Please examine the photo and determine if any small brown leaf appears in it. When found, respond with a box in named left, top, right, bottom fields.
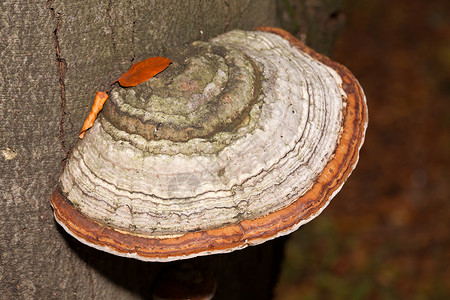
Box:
left=117, top=57, right=172, bottom=87
left=79, top=91, right=109, bottom=139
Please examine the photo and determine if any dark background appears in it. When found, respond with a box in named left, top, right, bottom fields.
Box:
left=275, top=0, right=449, bottom=299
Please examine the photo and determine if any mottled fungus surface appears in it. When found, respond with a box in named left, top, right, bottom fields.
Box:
left=51, top=27, right=368, bottom=261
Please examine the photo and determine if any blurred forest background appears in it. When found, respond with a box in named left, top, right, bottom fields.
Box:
left=275, top=0, right=449, bottom=299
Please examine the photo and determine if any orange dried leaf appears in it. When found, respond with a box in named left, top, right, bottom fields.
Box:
left=117, top=56, right=172, bottom=87
left=79, top=91, right=109, bottom=139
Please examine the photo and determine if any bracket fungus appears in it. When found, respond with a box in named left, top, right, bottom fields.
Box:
left=51, top=27, right=367, bottom=262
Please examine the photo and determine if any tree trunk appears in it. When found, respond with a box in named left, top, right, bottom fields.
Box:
left=0, top=1, right=342, bottom=299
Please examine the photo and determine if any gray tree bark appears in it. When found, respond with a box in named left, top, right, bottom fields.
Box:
left=0, top=1, right=342, bottom=299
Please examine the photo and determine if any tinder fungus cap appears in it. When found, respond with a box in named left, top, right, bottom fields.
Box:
left=51, top=27, right=368, bottom=262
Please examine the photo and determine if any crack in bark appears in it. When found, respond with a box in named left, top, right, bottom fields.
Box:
left=130, top=0, right=136, bottom=63
left=47, top=0, right=69, bottom=157
left=223, top=0, right=231, bottom=32
left=197, top=0, right=205, bottom=40
left=130, top=21, right=136, bottom=63
left=107, top=0, right=117, bottom=52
